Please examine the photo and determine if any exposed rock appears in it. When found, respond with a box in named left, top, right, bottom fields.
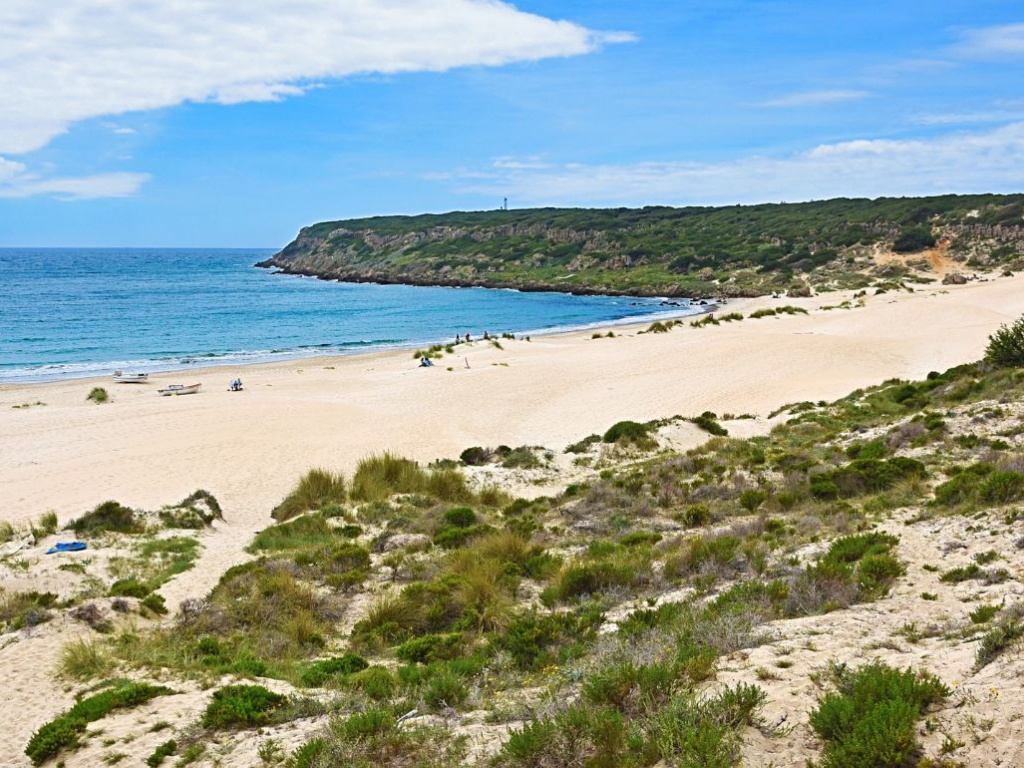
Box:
left=943, top=272, right=968, bottom=285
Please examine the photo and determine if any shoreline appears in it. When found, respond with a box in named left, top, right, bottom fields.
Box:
left=0, top=299, right=714, bottom=386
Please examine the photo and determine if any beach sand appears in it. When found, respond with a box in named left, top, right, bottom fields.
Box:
left=1, top=272, right=1023, bottom=764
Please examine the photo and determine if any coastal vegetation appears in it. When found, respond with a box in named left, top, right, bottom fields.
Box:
left=260, top=194, right=1024, bottom=297
left=7, top=319, right=1024, bottom=765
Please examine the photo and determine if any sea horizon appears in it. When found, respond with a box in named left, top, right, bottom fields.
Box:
left=0, top=247, right=703, bottom=384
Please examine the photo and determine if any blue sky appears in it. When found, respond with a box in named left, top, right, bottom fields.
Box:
left=1, top=0, right=1023, bottom=247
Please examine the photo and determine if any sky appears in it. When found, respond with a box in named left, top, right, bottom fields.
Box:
left=1, top=0, right=1023, bottom=247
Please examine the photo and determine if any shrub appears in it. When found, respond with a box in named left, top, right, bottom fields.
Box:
left=318, top=707, right=466, bottom=766
left=349, top=667, right=398, bottom=700
left=493, top=705, right=628, bottom=768
left=0, top=591, right=56, bottom=632
left=201, top=685, right=287, bottom=730
left=501, top=446, right=543, bottom=469
left=146, top=739, right=177, bottom=767
left=141, top=593, right=168, bottom=615
left=691, top=412, right=727, bottom=436
left=25, top=683, right=172, bottom=765
left=985, top=314, right=1024, bottom=367
left=893, top=226, right=936, bottom=253
left=422, top=669, right=469, bottom=710
left=444, top=507, right=477, bottom=528
left=271, top=468, right=347, bottom=521
left=602, top=420, right=651, bottom=444
left=86, top=386, right=109, bottom=403
left=109, top=578, right=152, bottom=598
left=460, top=446, right=491, bottom=466
left=974, top=617, right=1024, bottom=670
left=809, top=661, right=949, bottom=768
left=299, top=653, right=369, bottom=687
left=566, top=434, right=601, bottom=453
left=395, top=633, right=464, bottom=664
left=738, top=488, right=768, bottom=512
left=71, top=500, right=144, bottom=535
left=814, top=458, right=926, bottom=499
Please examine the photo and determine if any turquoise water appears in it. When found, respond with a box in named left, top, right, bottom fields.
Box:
left=0, top=248, right=700, bottom=383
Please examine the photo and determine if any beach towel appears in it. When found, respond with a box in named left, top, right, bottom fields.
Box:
left=46, top=541, right=87, bottom=554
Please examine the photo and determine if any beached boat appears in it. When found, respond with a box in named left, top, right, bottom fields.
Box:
left=157, top=383, right=201, bottom=396
left=112, top=371, right=149, bottom=383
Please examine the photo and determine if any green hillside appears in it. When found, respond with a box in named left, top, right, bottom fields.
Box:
left=261, top=194, right=1024, bottom=296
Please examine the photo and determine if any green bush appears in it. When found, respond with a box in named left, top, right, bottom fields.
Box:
left=25, top=683, right=172, bottom=765
left=691, top=411, right=727, bottom=436
left=395, top=633, right=464, bottom=664
left=86, top=386, right=109, bottom=403
left=289, top=738, right=328, bottom=768
left=348, top=667, right=398, bottom=700
left=422, top=669, right=469, bottom=710
left=299, top=653, right=369, bottom=687
left=71, top=500, right=144, bottom=535
left=109, top=578, right=152, bottom=598
left=602, top=420, right=651, bottom=444
left=809, top=661, right=949, bottom=768
left=433, top=523, right=494, bottom=550
left=985, top=314, right=1024, bottom=367
left=501, top=446, right=543, bottom=469
left=738, top=488, right=768, bottom=512
left=444, top=507, right=477, bottom=528
left=460, top=446, right=490, bottom=466
left=892, top=226, right=936, bottom=253
left=201, top=685, right=287, bottom=730
left=974, top=617, right=1024, bottom=670
left=813, top=457, right=925, bottom=499
left=146, top=739, right=177, bottom=767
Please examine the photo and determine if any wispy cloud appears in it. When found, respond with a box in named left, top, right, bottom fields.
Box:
left=911, top=109, right=1024, bottom=126
left=0, top=1, right=627, bottom=156
left=446, top=122, right=1024, bottom=207
left=758, top=90, right=871, bottom=108
left=0, top=157, right=149, bottom=200
left=954, top=22, right=1024, bottom=58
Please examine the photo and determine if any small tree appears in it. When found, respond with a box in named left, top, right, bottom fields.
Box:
left=985, top=316, right=1024, bottom=368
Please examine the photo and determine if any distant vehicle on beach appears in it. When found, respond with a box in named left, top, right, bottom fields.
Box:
left=157, top=383, right=201, bottom=396
left=112, top=371, right=149, bottom=383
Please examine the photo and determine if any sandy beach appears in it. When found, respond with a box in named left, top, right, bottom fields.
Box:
left=3, top=275, right=1020, bottom=535
left=2, top=272, right=1024, bottom=765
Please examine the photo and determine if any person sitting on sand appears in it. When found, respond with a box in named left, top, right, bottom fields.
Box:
left=420, top=357, right=433, bottom=367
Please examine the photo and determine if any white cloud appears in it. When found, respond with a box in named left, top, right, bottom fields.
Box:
left=759, top=90, right=871, bottom=108
left=0, top=160, right=149, bottom=200
left=0, top=1, right=622, bottom=155
left=449, top=122, right=1024, bottom=207
left=955, top=23, right=1024, bottom=58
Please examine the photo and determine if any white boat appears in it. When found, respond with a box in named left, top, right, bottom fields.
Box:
left=112, top=370, right=149, bottom=383
left=157, top=383, right=201, bottom=396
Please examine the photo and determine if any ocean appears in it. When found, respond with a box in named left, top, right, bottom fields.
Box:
left=0, top=248, right=701, bottom=383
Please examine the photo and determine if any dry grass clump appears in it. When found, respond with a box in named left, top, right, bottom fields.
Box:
left=271, top=467, right=347, bottom=521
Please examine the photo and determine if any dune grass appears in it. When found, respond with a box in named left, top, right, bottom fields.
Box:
left=271, top=467, right=347, bottom=521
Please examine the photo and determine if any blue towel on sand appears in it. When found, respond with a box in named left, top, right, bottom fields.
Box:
left=46, top=541, right=87, bottom=554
